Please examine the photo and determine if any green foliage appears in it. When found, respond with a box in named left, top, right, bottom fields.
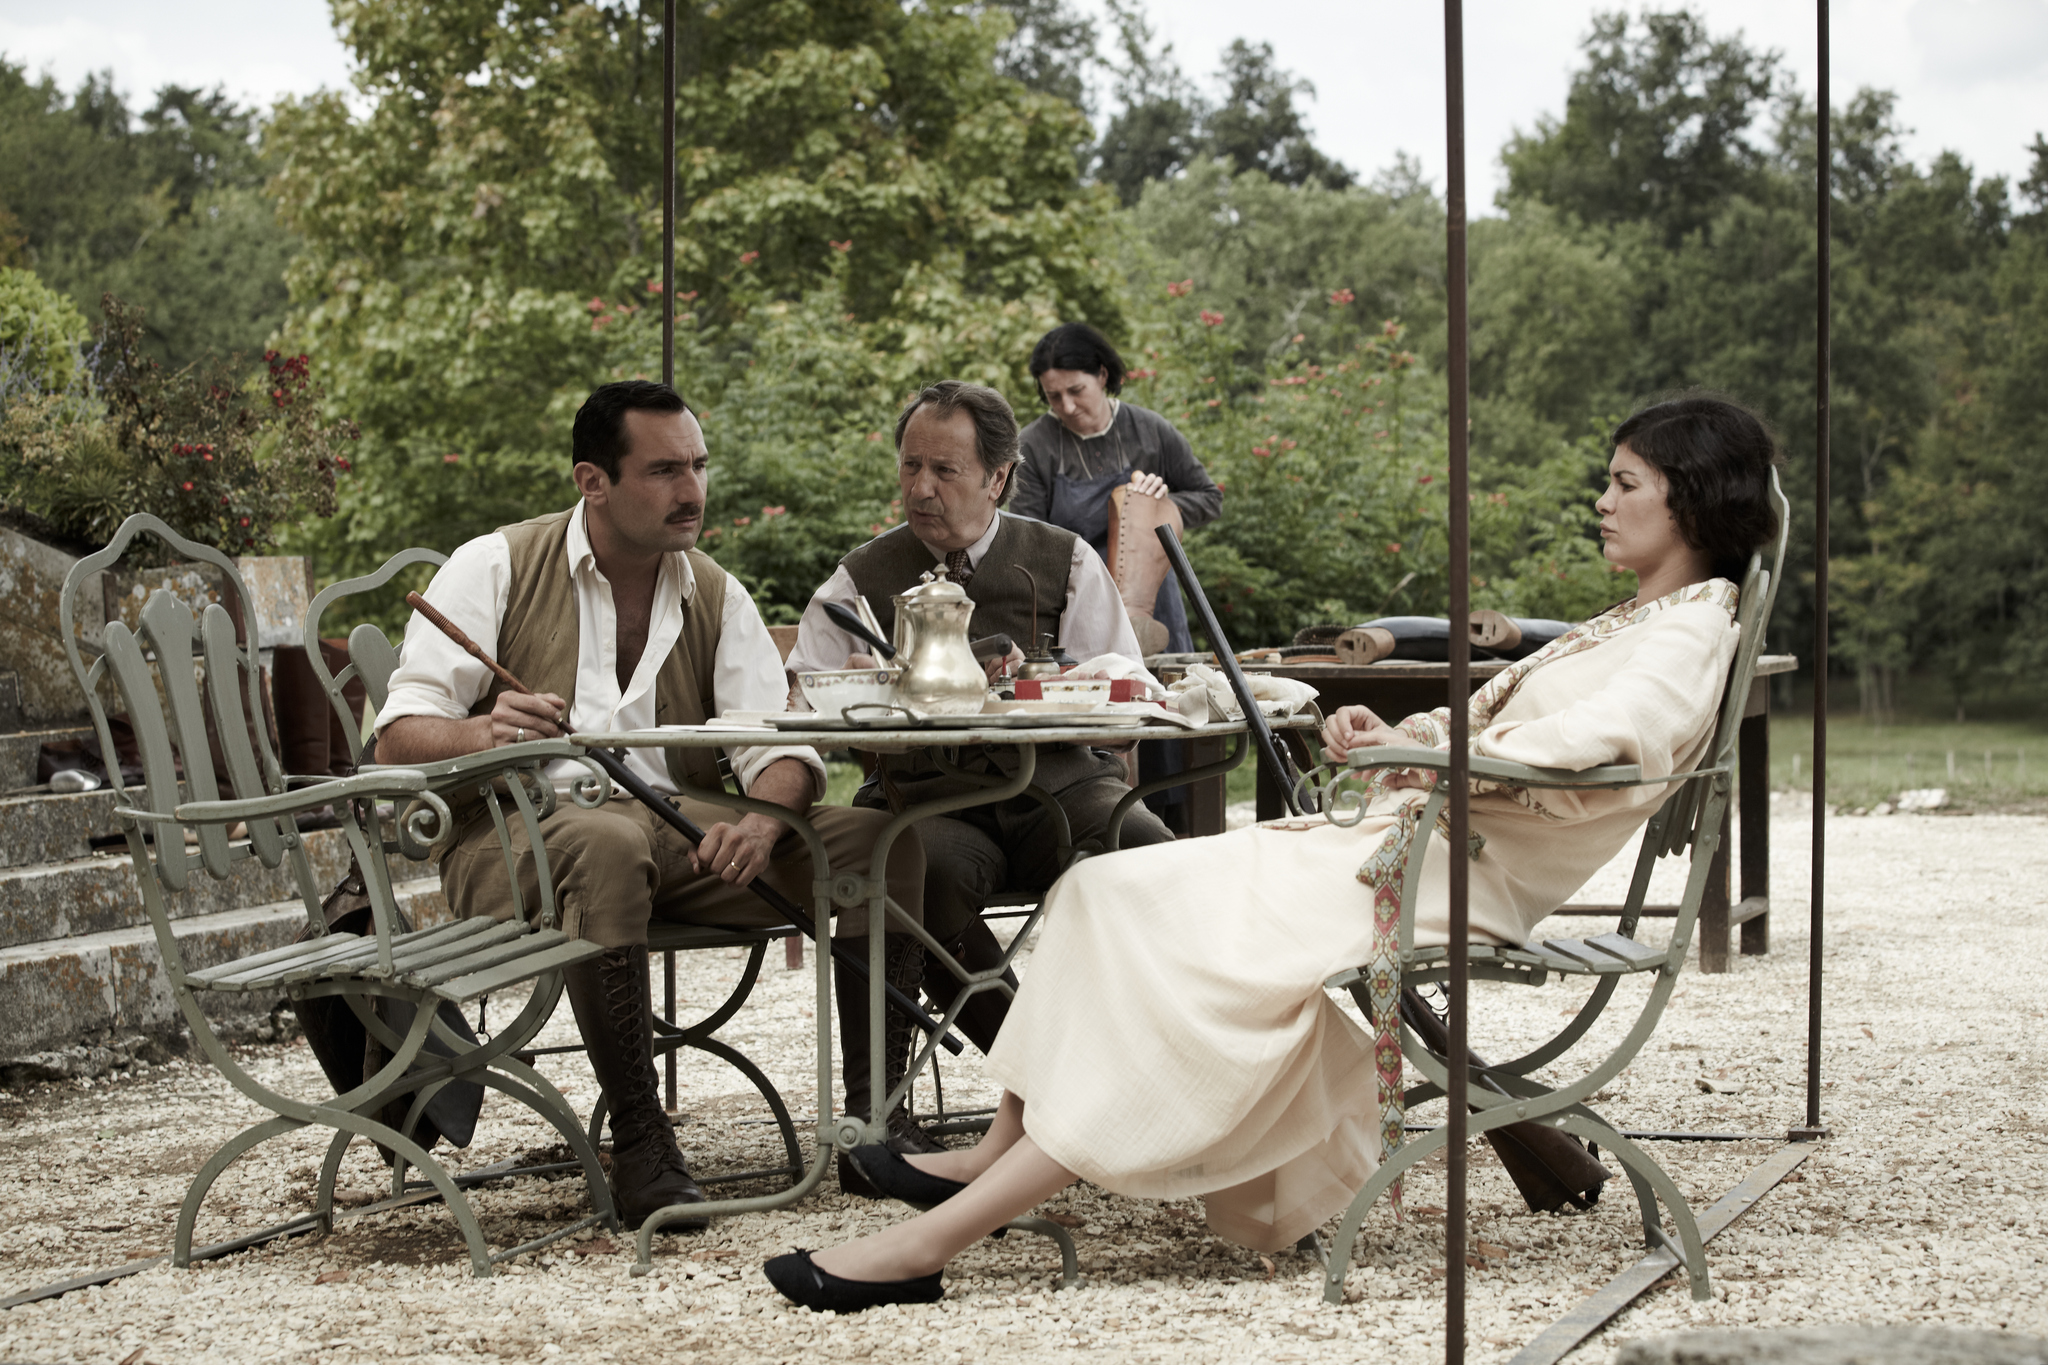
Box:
left=1116, top=290, right=1623, bottom=644
left=0, top=267, right=91, bottom=397
left=1095, top=16, right=1350, bottom=206
left=1498, top=8, right=1782, bottom=247
left=0, top=296, right=350, bottom=555
left=1123, top=158, right=1443, bottom=360
left=0, top=62, right=295, bottom=369
left=985, top=0, right=1099, bottom=114
left=269, top=0, right=1121, bottom=589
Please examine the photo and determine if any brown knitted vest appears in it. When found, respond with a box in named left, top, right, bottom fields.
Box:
left=841, top=513, right=1075, bottom=653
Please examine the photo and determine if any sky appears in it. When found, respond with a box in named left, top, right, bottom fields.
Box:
left=2, top=0, right=2045, bottom=208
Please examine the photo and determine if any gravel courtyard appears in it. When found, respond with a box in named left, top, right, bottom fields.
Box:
left=4, top=804, right=2045, bottom=1363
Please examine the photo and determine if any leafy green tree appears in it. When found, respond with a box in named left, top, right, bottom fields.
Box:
left=984, top=0, right=1098, bottom=113
left=1093, top=13, right=1348, bottom=206
left=0, top=62, right=295, bottom=369
left=0, top=268, right=92, bottom=398
left=1202, top=41, right=1351, bottom=192
left=1123, top=158, right=1442, bottom=362
left=268, top=0, right=1123, bottom=595
left=1106, top=289, right=1618, bottom=643
left=1499, top=8, right=1781, bottom=247
left=1466, top=204, right=1641, bottom=467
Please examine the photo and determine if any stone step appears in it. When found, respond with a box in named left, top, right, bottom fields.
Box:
left=0, top=826, right=436, bottom=952
left=0, top=725, right=91, bottom=790
left=0, top=876, right=453, bottom=1060
left=0, top=788, right=122, bottom=868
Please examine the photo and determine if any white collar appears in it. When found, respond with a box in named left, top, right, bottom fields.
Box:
left=915, top=508, right=1002, bottom=569
left=566, top=499, right=697, bottom=600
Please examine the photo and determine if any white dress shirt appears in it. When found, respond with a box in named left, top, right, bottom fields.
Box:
left=378, top=501, right=823, bottom=798
left=787, top=510, right=1160, bottom=688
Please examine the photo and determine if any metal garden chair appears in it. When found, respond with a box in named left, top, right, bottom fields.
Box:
left=62, top=515, right=617, bottom=1276
left=1309, top=476, right=1788, bottom=1305
left=303, top=548, right=804, bottom=1192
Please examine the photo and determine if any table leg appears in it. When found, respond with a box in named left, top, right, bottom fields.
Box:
left=1739, top=709, right=1770, bottom=956
left=1187, top=734, right=1228, bottom=836
left=1254, top=727, right=1315, bottom=822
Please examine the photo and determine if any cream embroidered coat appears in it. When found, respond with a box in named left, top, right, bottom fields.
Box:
left=984, top=585, right=1742, bottom=1251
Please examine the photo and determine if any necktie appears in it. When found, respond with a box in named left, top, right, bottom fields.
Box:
left=944, top=549, right=973, bottom=585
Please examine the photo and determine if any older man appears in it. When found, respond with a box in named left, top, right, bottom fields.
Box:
left=376, top=380, right=928, bottom=1230
left=789, top=381, right=1174, bottom=1187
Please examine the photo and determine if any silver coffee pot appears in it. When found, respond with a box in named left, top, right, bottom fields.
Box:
left=892, top=575, right=986, bottom=716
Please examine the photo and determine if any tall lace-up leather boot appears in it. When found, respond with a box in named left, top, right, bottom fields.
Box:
left=836, top=934, right=947, bottom=1198
left=921, top=917, right=1017, bottom=1056
left=565, top=944, right=708, bottom=1231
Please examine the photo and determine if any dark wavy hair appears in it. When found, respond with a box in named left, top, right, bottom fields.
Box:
left=572, top=380, right=692, bottom=481
left=1028, top=322, right=1126, bottom=400
left=894, top=380, right=1023, bottom=507
left=1610, top=392, right=1782, bottom=581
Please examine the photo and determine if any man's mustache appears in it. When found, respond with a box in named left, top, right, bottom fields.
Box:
left=667, top=504, right=704, bottom=524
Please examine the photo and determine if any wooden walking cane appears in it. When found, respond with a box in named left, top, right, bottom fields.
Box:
left=403, top=593, right=964, bottom=1055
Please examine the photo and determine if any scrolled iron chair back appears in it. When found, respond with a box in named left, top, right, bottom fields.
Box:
left=61, top=513, right=295, bottom=885
left=303, top=547, right=450, bottom=768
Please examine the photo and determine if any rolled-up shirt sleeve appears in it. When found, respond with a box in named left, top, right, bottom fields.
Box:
left=786, top=565, right=868, bottom=681
left=375, top=535, right=512, bottom=731
left=716, top=576, right=827, bottom=797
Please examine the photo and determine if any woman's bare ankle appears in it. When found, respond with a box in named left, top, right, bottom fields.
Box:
left=904, top=1149, right=983, bottom=1182
left=811, top=1237, right=942, bottom=1283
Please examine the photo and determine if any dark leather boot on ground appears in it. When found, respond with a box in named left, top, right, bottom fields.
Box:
left=920, top=918, right=1018, bottom=1056
left=837, top=934, right=947, bottom=1198
left=565, top=944, right=708, bottom=1231
left=1399, top=987, right=1609, bottom=1212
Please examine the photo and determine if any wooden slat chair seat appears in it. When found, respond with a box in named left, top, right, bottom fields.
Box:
left=1307, top=474, right=1790, bottom=1306
left=62, top=515, right=615, bottom=1279
left=304, top=549, right=804, bottom=1190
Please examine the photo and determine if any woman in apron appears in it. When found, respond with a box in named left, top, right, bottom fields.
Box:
left=1011, top=323, right=1223, bottom=826
left=1011, top=322, right=1220, bottom=652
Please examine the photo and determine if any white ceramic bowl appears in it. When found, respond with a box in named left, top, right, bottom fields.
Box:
left=1029, top=678, right=1113, bottom=706
left=798, top=667, right=903, bottom=720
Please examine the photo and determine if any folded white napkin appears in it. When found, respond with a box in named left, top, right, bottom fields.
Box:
left=1068, top=653, right=1170, bottom=700
left=1169, top=663, right=1319, bottom=724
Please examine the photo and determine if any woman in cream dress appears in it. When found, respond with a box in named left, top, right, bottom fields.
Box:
left=766, top=395, right=1785, bottom=1312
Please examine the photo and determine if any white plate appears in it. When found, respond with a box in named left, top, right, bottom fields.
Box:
left=766, top=711, right=1147, bottom=732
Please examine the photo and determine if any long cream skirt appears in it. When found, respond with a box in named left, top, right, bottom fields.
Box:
left=986, top=815, right=1447, bottom=1251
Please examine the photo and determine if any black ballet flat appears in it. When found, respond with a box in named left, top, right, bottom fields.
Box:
left=763, top=1249, right=944, bottom=1313
left=844, top=1143, right=969, bottom=1208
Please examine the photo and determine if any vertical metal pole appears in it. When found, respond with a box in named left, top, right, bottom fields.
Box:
left=661, top=0, right=677, bottom=389
left=664, top=949, right=678, bottom=1111
left=1794, top=0, right=1832, bottom=1143
left=1442, top=1, right=1471, bottom=1356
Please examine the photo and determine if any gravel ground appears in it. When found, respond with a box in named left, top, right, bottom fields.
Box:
left=3, top=803, right=2045, bottom=1363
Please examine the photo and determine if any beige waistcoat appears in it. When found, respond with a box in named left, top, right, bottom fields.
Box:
left=474, top=508, right=728, bottom=795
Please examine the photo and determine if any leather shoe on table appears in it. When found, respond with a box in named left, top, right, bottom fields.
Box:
left=764, top=1249, right=943, bottom=1313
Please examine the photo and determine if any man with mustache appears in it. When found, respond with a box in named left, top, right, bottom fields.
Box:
left=788, top=380, right=1174, bottom=1194
left=376, top=380, right=929, bottom=1230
